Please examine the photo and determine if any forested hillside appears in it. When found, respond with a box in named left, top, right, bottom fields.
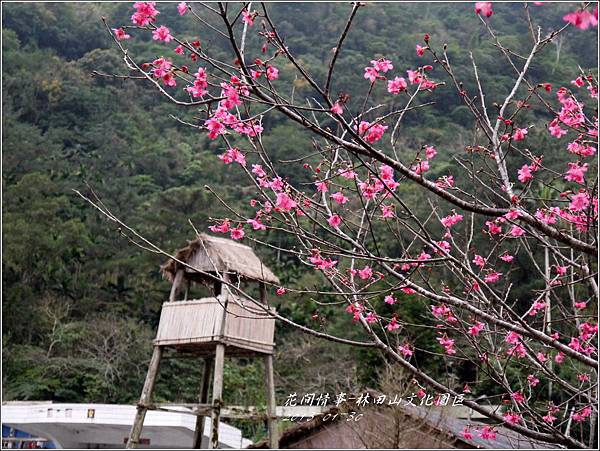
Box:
left=2, top=2, right=597, bottom=442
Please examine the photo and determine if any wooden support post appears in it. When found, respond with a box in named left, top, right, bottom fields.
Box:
left=184, top=279, right=190, bottom=301
left=127, top=346, right=162, bottom=449
left=169, top=269, right=184, bottom=302
left=213, top=279, right=222, bottom=297
left=264, top=354, right=278, bottom=449
left=193, top=357, right=213, bottom=449
left=259, top=282, right=267, bottom=305
left=209, top=344, right=225, bottom=449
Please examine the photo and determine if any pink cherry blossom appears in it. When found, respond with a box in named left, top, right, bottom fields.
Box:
left=384, top=295, right=396, bottom=305
left=242, top=9, right=255, bottom=26
left=435, top=175, right=455, bottom=189
left=380, top=164, right=394, bottom=180
left=505, top=331, right=522, bottom=345
left=252, top=164, right=267, bottom=178
left=417, top=251, right=431, bottom=263
left=579, top=322, right=598, bottom=340
left=475, top=2, right=493, bottom=18
left=511, top=391, right=525, bottom=404
left=247, top=218, right=266, bottom=231
left=500, top=254, right=514, bottom=263
left=357, top=266, right=373, bottom=280
left=309, top=252, right=338, bottom=271
left=507, top=341, right=527, bottom=358
left=364, top=312, right=377, bottom=323
left=564, top=162, right=588, bottom=185
left=529, top=300, right=547, bottom=316
left=468, top=322, right=485, bottom=336
left=276, top=192, right=297, bottom=212
left=387, top=76, right=407, bottom=94
left=535, top=207, right=560, bottom=225
left=371, top=58, right=393, bottom=73
left=432, top=304, right=452, bottom=320
left=440, top=211, right=463, bottom=228
left=328, top=214, right=342, bottom=228
left=577, top=373, right=590, bottom=382
left=364, top=66, right=380, bottom=83
left=177, top=1, right=188, bottom=16
left=330, top=102, right=343, bottom=114
left=563, top=9, right=598, bottom=30
left=548, top=120, right=567, bottom=138
left=572, top=406, right=592, bottom=423
left=152, top=57, right=172, bottom=77
left=425, top=145, right=437, bottom=160
left=381, top=205, right=395, bottom=218
left=399, top=343, right=413, bottom=358
left=331, top=192, right=349, bottom=204
left=269, top=177, right=284, bottom=192
left=437, top=335, right=457, bottom=355
left=510, top=225, right=525, bottom=237
left=315, top=181, right=329, bottom=193
left=485, top=220, right=502, bottom=235
left=338, top=168, right=357, bottom=179
left=152, top=25, right=173, bottom=43
left=113, top=28, right=131, bottom=40
left=567, top=141, right=596, bottom=157
left=543, top=414, right=557, bottom=424
left=484, top=272, right=502, bottom=283
left=230, top=227, right=244, bottom=240
left=209, top=219, right=230, bottom=234
left=219, top=81, right=244, bottom=109
left=186, top=67, right=209, bottom=97
left=473, top=254, right=486, bottom=267
left=569, top=192, right=590, bottom=212
left=386, top=317, right=400, bottom=331
left=416, top=44, right=425, bottom=57
left=504, top=411, right=522, bottom=425
left=527, top=375, right=540, bottom=387
left=160, top=72, right=176, bottom=87
left=132, top=1, right=160, bottom=26
left=555, top=265, right=567, bottom=275
left=345, top=302, right=364, bottom=321
left=219, top=147, right=246, bottom=166
left=512, top=128, right=528, bottom=141
left=517, top=164, right=533, bottom=183
left=357, top=121, right=388, bottom=144
left=433, top=240, right=451, bottom=254
left=266, top=66, right=279, bottom=81
left=276, top=287, right=286, bottom=296
left=412, top=160, right=429, bottom=175
left=205, top=117, right=226, bottom=139
left=504, top=209, right=523, bottom=220
left=572, top=76, right=585, bottom=87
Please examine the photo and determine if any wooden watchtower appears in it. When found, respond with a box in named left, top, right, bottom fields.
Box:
left=127, top=233, right=280, bottom=449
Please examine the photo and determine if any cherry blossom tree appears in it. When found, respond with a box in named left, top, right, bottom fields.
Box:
left=88, top=2, right=598, bottom=447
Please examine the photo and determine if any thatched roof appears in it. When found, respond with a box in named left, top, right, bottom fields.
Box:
left=161, top=233, right=279, bottom=284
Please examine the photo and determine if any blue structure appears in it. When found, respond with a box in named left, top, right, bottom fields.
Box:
left=1, top=425, right=55, bottom=449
